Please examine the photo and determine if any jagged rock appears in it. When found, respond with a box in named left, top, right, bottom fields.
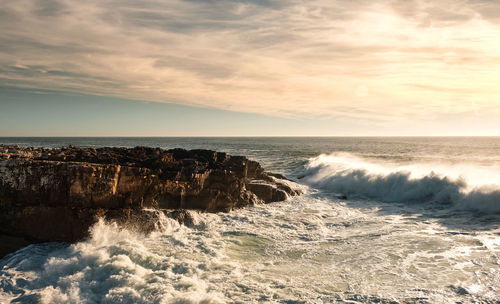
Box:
left=0, top=145, right=301, bottom=258
left=246, top=181, right=289, bottom=203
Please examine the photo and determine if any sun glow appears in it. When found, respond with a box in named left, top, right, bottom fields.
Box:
left=1, top=0, right=500, bottom=135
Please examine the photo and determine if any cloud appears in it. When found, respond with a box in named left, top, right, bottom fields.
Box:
left=0, top=0, right=499, bottom=121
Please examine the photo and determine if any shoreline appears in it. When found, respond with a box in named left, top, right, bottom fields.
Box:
left=0, top=145, right=301, bottom=258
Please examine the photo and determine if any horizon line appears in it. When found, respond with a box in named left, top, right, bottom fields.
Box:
left=1, top=135, right=500, bottom=138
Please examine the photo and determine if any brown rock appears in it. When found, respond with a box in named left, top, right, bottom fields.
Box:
left=0, top=145, right=301, bottom=258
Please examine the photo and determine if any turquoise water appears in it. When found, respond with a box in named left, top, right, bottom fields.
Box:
left=0, top=137, right=499, bottom=303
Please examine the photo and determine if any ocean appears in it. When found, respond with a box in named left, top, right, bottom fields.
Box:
left=0, top=137, right=499, bottom=303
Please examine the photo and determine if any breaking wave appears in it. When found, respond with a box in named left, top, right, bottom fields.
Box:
left=0, top=214, right=225, bottom=304
left=300, top=153, right=500, bottom=213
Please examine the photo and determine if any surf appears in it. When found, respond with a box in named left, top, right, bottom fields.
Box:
left=300, top=153, right=500, bottom=213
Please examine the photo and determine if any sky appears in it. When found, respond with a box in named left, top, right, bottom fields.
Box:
left=1, top=0, right=499, bottom=136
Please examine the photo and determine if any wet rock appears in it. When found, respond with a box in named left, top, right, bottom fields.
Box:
left=0, top=234, right=32, bottom=259
left=246, top=181, right=289, bottom=203
left=167, top=209, right=201, bottom=228
left=0, top=145, right=302, bottom=258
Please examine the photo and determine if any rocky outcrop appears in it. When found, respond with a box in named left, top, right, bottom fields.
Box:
left=0, top=145, right=301, bottom=258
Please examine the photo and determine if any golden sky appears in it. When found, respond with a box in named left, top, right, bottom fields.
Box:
left=1, top=0, right=500, bottom=135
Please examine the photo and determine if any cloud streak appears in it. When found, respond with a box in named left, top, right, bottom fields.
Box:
left=1, top=0, right=500, bottom=122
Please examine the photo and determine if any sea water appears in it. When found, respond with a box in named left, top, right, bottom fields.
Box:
left=0, top=137, right=499, bottom=303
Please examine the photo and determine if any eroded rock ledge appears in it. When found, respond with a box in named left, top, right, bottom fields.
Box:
left=0, top=145, right=301, bottom=257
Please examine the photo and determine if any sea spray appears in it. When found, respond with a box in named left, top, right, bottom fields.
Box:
left=300, top=153, right=500, bottom=213
left=1, top=197, right=499, bottom=303
left=0, top=217, right=225, bottom=304
left=1, top=137, right=500, bottom=303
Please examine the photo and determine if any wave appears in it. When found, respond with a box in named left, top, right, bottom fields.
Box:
left=300, top=153, right=500, bottom=213
left=0, top=214, right=225, bottom=304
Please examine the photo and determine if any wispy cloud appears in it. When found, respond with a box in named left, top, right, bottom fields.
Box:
left=1, top=0, right=499, bottom=122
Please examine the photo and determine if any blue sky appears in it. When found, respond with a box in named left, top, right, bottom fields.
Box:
left=0, top=86, right=377, bottom=136
left=1, top=0, right=499, bottom=136
left=2, top=86, right=497, bottom=136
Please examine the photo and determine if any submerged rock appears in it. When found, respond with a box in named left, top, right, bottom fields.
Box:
left=0, top=145, right=301, bottom=258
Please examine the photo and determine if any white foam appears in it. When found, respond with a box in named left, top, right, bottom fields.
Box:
left=1, top=166, right=499, bottom=303
left=301, top=153, right=500, bottom=213
left=0, top=218, right=225, bottom=304
left=1, top=198, right=499, bottom=303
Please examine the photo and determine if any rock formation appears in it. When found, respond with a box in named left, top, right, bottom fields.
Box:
left=0, top=145, right=300, bottom=258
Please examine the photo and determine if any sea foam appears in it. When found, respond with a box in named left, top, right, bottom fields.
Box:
left=0, top=216, right=224, bottom=304
left=300, top=153, right=500, bottom=213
